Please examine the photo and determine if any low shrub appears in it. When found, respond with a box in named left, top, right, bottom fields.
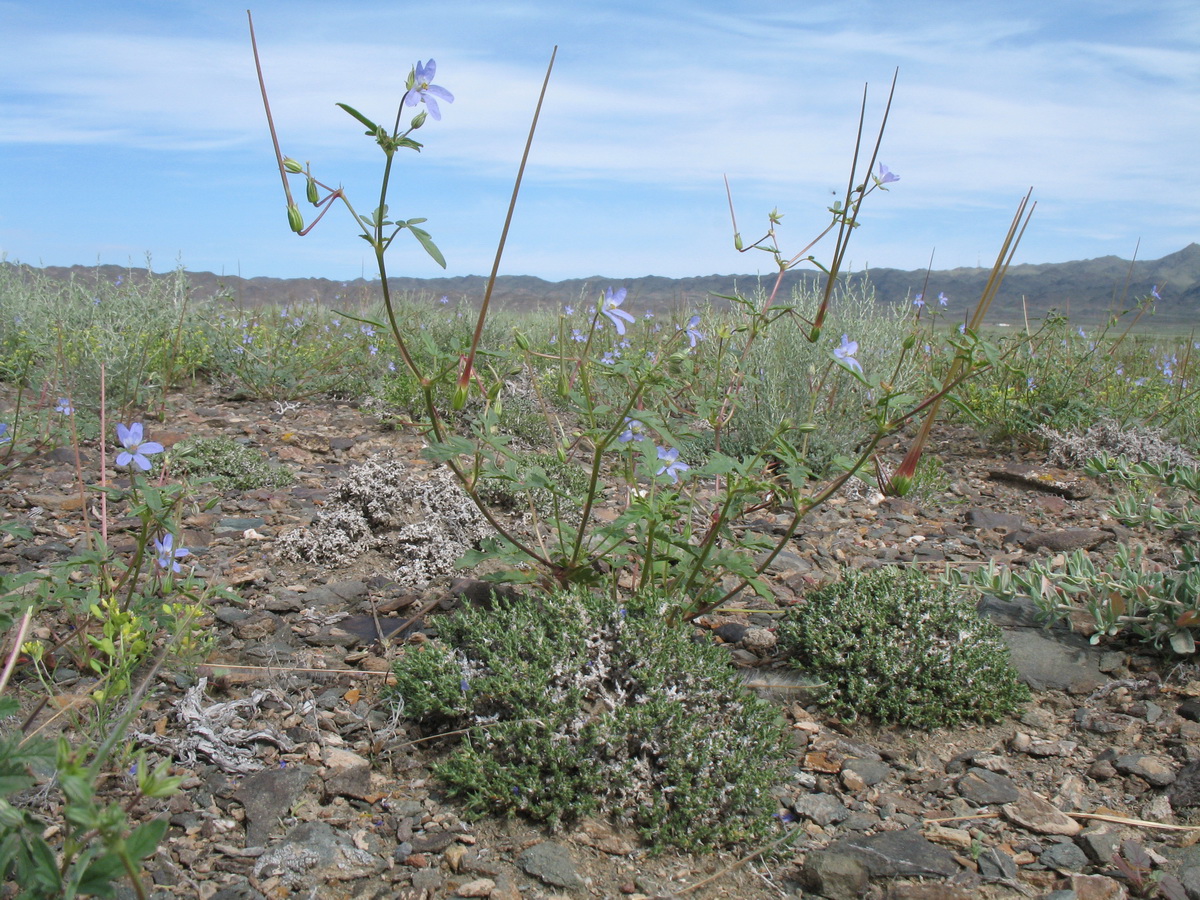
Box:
left=388, top=588, right=789, bottom=851
left=778, top=566, right=1029, bottom=727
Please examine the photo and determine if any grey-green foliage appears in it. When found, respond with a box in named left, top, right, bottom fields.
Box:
left=779, top=567, right=1029, bottom=728
left=388, top=588, right=789, bottom=851
left=720, top=281, right=920, bottom=473
left=175, top=436, right=294, bottom=491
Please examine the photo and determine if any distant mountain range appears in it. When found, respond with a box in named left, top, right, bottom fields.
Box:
left=8, top=243, right=1199, bottom=325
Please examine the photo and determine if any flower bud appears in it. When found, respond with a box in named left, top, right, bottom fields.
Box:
left=287, top=204, right=304, bottom=233
left=902, top=333, right=917, bottom=350
left=452, top=382, right=469, bottom=411
left=306, top=178, right=319, bottom=206
left=411, top=110, right=428, bottom=129
left=283, top=157, right=304, bottom=174
left=513, top=330, right=530, bottom=352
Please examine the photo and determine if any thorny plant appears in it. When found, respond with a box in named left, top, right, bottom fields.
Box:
left=251, top=18, right=1035, bottom=623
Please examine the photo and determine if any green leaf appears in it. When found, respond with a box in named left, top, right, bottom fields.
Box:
left=75, top=849, right=124, bottom=898
left=335, top=102, right=380, bottom=134
left=408, top=226, right=447, bottom=269
left=1170, top=628, right=1195, bottom=655
left=125, top=817, right=168, bottom=861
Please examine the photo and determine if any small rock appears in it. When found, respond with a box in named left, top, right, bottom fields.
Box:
left=976, top=847, right=1018, bottom=882
left=1068, top=873, right=1130, bottom=899
left=1002, top=789, right=1082, bottom=836
left=517, top=842, right=585, bottom=891
left=1114, top=754, right=1177, bottom=787
left=1020, top=529, right=1111, bottom=552
left=802, top=850, right=869, bottom=900
left=1041, top=840, right=1090, bottom=872
left=455, top=878, right=496, bottom=897
left=792, top=792, right=850, bottom=826
left=958, top=768, right=1020, bottom=806
left=741, top=626, right=777, bottom=653
left=1168, top=761, right=1200, bottom=809
left=1076, top=827, right=1121, bottom=864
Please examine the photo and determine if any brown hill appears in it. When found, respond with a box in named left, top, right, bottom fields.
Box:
left=6, top=243, right=1198, bottom=324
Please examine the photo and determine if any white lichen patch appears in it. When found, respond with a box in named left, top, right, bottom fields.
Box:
left=275, top=454, right=491, bottom=586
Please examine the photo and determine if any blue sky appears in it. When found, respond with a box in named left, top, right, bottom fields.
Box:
left=1, top=0, right=1197, bottom=282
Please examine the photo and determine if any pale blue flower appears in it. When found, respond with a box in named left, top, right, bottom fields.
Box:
left=619, top=418, right=646, bottom=443
left=833, top=334, right=863, bottom=375
left=913, top=294, right=924, bottom=309
left=406, top=59, right=454, bottom=121
left=563, top=305, right=574, bottom=315
left=1151, top=285, right=1162, bottom=301
left=55, top=398, right=74, bottom=415
left=116, top=423, right=163, bottom=471
left=439, top=295, right=449, bottom=304
left=685, top=315, right=703, bottom=348
left=154, top=532, right=190, bottom=573
left=600, top=287, right=635, bottom=336
left=656, top=446, right=689, bottom=483
left=876, top=163, right=899, bottom=185
left=937, top=292, right=948, bottom=307
left=0, top=423, right=9, bottom=444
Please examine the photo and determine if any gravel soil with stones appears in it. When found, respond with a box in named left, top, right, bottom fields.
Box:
left=4, top=388, right=1200, bottom=900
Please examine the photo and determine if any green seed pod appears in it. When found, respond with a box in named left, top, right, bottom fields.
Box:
left=513, top=330, right=530, bottom=352
left=306, top=177, right=320, bottom=206
left=902, top=333, right=917, bottom=350
left=451, top=382, right=469, bottom=411
left=282, top=157, right=304, bottom=174
left=287, top=204, right=304, bottom=233
left=733, top=232, right=743, bottom=251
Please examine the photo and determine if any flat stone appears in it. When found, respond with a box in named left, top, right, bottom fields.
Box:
left=976, top=847, right=1018, bottom=882
left=233, top=764, right=316, bottom=848
left=828, top=828, right=960, bottom=878
left=1114, top=754, right=1176, bottom=787
left=1002, top=789, right=1081, bottom=836
left=958, top=767, right=1020, bottom=806
left=802, top=850, right=869, bottom=900
left=456, top=879, right=496, bottom=897
left=963, top=508, right=1026, bottom=531
left=1077, top=827, right=1122, bottom=864
left=844, top=757, right=891, bottom=786
left=883, top=887, right=976, bottom=900
left=1168, top=761, right=1200, bottom=809
left=322, top=747, right=373, bottom=801
left=792, top=792, right=850, bottom=826
left=1041, top=840, right=1090, bottom=872
left=517, top=842, right=584, bottom=891
left=252, top=821, right=384, bottom=887
left=988, top=466, right=1094, bottom=499
left=1068, top=873, right=1131, bottom=900
left=1020, top=529, right=1112, bottom=552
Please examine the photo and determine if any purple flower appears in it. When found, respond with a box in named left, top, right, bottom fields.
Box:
left=0, top=422, right=9, bottom=444
left=876, top=163, right=899, bottom=185
left=571, top=329, right=586, bottom=343
left=655, top=446, right=689, bottom=483
left=115, top=422, right=163, bottom=471
left=619, top=417, right=646, bottom=443
left=1151, top=285, right=1162, bottom=301
left=154, top=532, right=190, bottom=573
left=913, top=294, right=924, bottom=309
left=937, top=292, right=948, bottom=308
left=833, top=334, right=863, bottom=375
left=685, top=315, right=703, bottom=348
left=405, top=59, right=454, bottom=121
left=600, top=287, right=635, bottom=336
left=563, top=305, right=574, bottom=315
left=439, top=295, right=449, bottom=305
left=55, top=398, right=74, bottom=416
